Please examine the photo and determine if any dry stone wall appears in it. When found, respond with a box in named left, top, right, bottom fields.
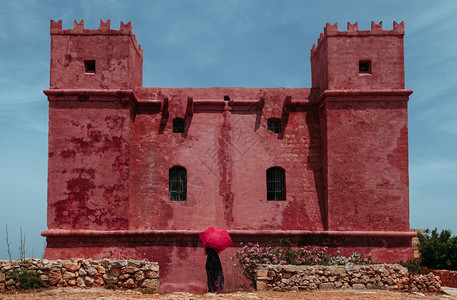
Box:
left=426, top=270, right=457, bottom=288
left=0, top=258, right=159, bottom=292
left=256, top=264, right=441, bottom=293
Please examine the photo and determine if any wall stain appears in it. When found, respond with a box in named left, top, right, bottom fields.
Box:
left=217, top=110, right=234, bottom=227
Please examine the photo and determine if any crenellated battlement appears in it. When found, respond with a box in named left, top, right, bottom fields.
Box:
left=50, top=19, right=142, bottom=56
left=311, top=21, right=404, bottom=58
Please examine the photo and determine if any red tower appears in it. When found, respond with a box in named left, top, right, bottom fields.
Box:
left=43, top=20, right=414, bottom=293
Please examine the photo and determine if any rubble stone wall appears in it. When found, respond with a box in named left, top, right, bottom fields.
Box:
left=427, top=270, right=457, bottom=288
left=0, top=258, right=159, bottom=292
left=256, top=264, right=441, bottom=293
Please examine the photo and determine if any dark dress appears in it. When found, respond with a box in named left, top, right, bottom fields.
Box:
left=205, top=247, right=224, bottom=293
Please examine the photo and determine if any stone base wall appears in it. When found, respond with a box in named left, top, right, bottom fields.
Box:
left=0, top=258, right=159, bottom=292
left=256, top=264, right=441, bottom=293
left=426, top=270, right=457, bottom=288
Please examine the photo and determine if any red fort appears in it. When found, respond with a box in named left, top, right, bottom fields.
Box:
left=42, top=19, right=415, bottom=293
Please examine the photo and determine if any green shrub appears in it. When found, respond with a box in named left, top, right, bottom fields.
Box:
left=399, top=258, right=426, bottom=275
left=9, top=267, right=44, bottom=290
left=418, top=228, right=457, bottom=271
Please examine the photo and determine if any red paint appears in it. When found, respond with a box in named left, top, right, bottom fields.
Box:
left=43, top=20, right=414, bottom=293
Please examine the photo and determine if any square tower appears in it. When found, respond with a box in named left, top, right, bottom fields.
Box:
left=50, top=19, right=143, bottom=89
left=311, top=22, right=413, bottom=235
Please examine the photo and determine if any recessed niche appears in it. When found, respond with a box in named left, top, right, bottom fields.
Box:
left=84, top=60, right=96, bottom=74
left=267, top=118, right=281, bottom=134
left=359, top=60, right=372, bottom=74
left=173, top=118, right=185, bottom=133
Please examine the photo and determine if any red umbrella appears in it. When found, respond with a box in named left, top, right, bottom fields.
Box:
left=199, top=227, right=233, bottom=252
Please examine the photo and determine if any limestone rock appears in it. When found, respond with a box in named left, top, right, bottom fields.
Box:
left=76, top=277, right=85, bottom=287
left=141, top=279, right=159, bottom=290
left=134, top=270, right=145, bottom=281
left=64, top=262, right=78, bottom=272
left=63, top=271, right=76, bottom=281
left=87, top=266, right=97, bottom=276
left=84, top=276, right=94, bottom=285
left=124, top=278, right=135, bottom=288
left=320, top=282, right=334, bottom=289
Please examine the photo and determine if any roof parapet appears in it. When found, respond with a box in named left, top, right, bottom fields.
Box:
left=50, top=19, right=135, bottom=35
left=50, top=19, right=142, bottom=56
left=311, top=21, right=405, bottom=58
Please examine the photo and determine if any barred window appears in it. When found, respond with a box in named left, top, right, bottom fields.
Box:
left=266, top=167, right=285, bottom=201
left=169, top=166, right=187, bottom=201
left=173, top=118, right=185, bottom=133
left=267, top=118, right=281, bottom=134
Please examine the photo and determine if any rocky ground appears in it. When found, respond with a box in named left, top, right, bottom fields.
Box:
left=1, top=287, right=457, bottom=300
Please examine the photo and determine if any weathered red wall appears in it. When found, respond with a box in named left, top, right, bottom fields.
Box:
left=43, top=20, right=415, bottom=293
left=47, top=98, right=131, bottom=230
left=129, top=87, right=324, bottom=231
left=322, top=96, right=410, bottom=231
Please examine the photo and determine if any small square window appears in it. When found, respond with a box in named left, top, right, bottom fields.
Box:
left=267, top=118, right=281, bottom=134
left=359, top=60, right=371, bottom=74
left=84, top=60, right=96, bottom=74
left=173, top=118, right=185, bottom=133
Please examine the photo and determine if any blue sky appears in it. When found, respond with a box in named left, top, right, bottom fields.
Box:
left=0, top=0, right=456, bottom=260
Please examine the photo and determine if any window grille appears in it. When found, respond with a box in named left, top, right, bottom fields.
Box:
left=169, top=166, right=187, bottom=201
left=173, top=118, right=185, bottom=133
left=266, top=167, right=285, bottom=201
left=267, top=118, right=281, bottom=134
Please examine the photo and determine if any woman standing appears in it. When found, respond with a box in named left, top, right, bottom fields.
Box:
left=205, top=247, right=224, bottom=293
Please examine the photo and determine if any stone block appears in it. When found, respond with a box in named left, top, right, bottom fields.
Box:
left=84, top=276, right=94, bottom=285
left=76, top=277, right=85, bottom=287
left=103, top=273, right=118, bottom=284
left=87, top=266, right=97, bottom=276
left=6, top=279, right=15, bottom=286
left=352, top=283, right=366, bottom=289
left=256, top=280, right=268, bottom=291
left=110, top=268, right=121, bottom=277
left=257, top=269, right=268, bottom=278
left=134, top=270, right=145, bottom=281
left=97, top=266, right=106, bottom=274
left=141, top=279, right=159, bottom=291
left=124, top=278, right=135, bottom=288
left=128, top=260, right=141, bottom=267
left=63, top=271, right=76, bottom=281
left=94, top=277, right=104, bottom=286
left=320, top=282, right=335, bottom=289
left=283, top=265, right=296, bottom=273
left=119, top=273, right=130, bottom=281
left=39, top=274, right=49, bottom=283
left=64, top=262, right=78, bottom=272
left=126, top=266, right=140, bottom=273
